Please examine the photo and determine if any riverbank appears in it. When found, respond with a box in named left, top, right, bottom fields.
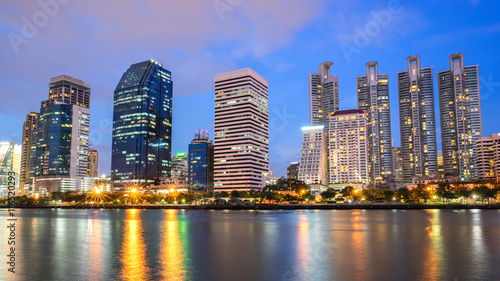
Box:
left=3, top=203, right=500, bottom=210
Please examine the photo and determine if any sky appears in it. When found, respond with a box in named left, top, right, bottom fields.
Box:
left=1, top=0, right=500, bottom=178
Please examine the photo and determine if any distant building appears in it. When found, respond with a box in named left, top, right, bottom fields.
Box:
left=328, top=110, right=368, bottom=185
left=30, top=76, right=90, bottom=193
left=171, top=152, right=188, bottom=180
left=298, top=125, right=327, bottom=193
left=438, top=53, right=482, bottom=180
left=392, top=146, right=403, bottom=183
left=188, top=130, right=214, bottom=192
left=357, top=62, right=393, bottom=184
left=111, top=60, right=173, bottom=185
left=20, top=112, right=38, bottom=195
left=398, top=56, right=438, bottom=183
left=0, top=142, right=22, bottom=196
left=87, top=148, right=98, bottom=177
left=287, top=162, right=299, bottom=180
left=214, top=68, right=269, bottom=191
left=476, top=133, right=500, bottom=181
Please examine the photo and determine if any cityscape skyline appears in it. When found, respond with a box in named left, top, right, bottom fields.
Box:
left=1, top=1, right=500, bottom=178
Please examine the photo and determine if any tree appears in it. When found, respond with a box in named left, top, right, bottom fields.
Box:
left=320, top=188, right=336, bottom=201
left=453, top=184, right=471, bottom=203
left=396, top=188, right=410, bottom=202
left=383, top=190, right=395, bottom=202
left=230, top=190, right=241, bottom=198
left=435, top=183, right=454, bottom=203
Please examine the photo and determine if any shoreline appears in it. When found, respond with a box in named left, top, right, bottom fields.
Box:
left=2, top=203, right=500, bottom=210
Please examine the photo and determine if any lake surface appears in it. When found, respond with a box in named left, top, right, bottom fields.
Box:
left=1, top=209, right=500, bottom=280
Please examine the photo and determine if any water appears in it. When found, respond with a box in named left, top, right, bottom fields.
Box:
left=1, top=208, right=500, bottom=280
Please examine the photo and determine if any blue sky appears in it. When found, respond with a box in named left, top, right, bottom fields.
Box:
left=1, top=0, right=500, bottom=177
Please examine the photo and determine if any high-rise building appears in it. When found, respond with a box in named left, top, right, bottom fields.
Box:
left=438, top=53, right=482, bottom=180
left=357, top=62, right=393, bottom=184
left=392, top=146, right=403, bottom=182
left=328, top=110, right=368, bottom=184
left=214, top=68, right=269, bottom=191
left=309, top=62, right=339, bottom=127
left=398, top=56, right=438, bottom=183
left=298, top=126, right=327, bottom=193
left=287, top=162, right=299, bottom=180
left=30, top=76, right=90, bottom=193
left=476, top=133, right=500, bottom=181
left=309, top=62, right=339, bottom=182
left=111, top=60, right=173, bottom=185
left=0, top=142, right=22, bottom=196
left=188, top=130, right=214, bottom=192
left=20, top=112, right=38, bottom=194
left=87, top=148, right=98, bottom=177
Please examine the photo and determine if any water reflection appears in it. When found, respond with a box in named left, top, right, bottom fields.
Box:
left=350, top=210, right=367, bottom=279
left=159, top=210, right=190, bottom=280
left=118, top=209, right=150, bottom=280
left=422, top=209, right=443, bottom=280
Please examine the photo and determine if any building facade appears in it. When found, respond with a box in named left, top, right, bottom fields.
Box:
left=392, top=146, right=403, bottom=183
left=298, top=126, right=327, bottom=193
left=87, top=148, right=98, bottom=177
left=214, top=68, right=269, bottom=191
left=357, top=62, right=393, bottom=184
left=111, top=60, right=173, bottom=185
left=476, top=133, right=500, bottom=181
left=398, top=56, right=438, bottom=183
left=20, top=112, right=38, bottom=194
left=328, top=110, right=368, bottom=185
left=171, top=152, right=188, bottom=181
left=0, top=142, right=22, bottom=196
left=30, top=76, right=90, bottom=192
left=287, top=162, right=299, bottom=180
left=188, top=130, right=214, bottom=192
left=438, top=53, right=482, bottom=180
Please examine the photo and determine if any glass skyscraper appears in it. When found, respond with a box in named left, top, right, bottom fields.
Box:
left=188, top=130, right=214, bottom=192
left=30, top=76, right=90, bottom=194
left=111, top=60, right=173, bottom=184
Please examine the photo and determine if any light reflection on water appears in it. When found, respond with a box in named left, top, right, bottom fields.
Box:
left=1, top=209, right=500, bottom=281
left=118, top=209, right=150, bottom=281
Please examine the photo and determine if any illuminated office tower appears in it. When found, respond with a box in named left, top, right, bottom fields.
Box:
left=438, top=53, right=482, bottom=180
left=188, top=130, right=214, bottom=192
left=398, top=56, right=438, bottom=183
left=392, top=147, right=403, bottom=182
left=30, top=76, right=90, bottom=193
left=437, top=151, right=444, bottom=178
left=287, top=162, right=299, bottom=180
left=87, top=148, right=98, bottom=177
left=111, top=60, right=173, bottom=185
left=298, top=126, right=327, bottom=193
left=476, top=134, right=500, bottom=181
left=328, top=110, right=368, bottom=184
left=20, top=112, right=38, bottom=194
left=309, top=62, right=339, bottom=127
left=214, top=68, right=269, bottom=191
left=357, top=62, right=393, bottom=184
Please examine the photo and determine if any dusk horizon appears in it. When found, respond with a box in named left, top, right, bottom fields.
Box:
left=2, top=0, right=500, bottom=178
